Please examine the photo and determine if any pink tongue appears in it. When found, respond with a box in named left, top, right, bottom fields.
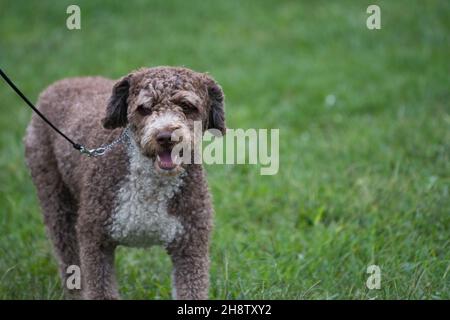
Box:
left=158, top=150, right=175, bottom=170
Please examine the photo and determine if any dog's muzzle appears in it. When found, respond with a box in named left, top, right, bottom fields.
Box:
left=155, top=131, right=179, bottom=171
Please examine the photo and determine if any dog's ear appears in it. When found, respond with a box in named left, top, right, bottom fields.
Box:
left=102, top=75, right=132, bottom=129
left=204, top=75, right=226, bottom=135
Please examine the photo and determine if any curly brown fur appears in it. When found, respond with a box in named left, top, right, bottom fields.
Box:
left=24, top=67, right=225, bottom=299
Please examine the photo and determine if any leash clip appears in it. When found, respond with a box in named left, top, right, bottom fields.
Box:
left=78, top=146, right=106, bottom=157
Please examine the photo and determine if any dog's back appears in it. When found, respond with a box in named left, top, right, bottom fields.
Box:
left=24, top=76, right=119, bottom=193
left=25, top=76, right=113, bottom=148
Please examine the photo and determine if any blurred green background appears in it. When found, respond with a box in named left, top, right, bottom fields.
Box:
left=0, top=0, right=449, bottom=299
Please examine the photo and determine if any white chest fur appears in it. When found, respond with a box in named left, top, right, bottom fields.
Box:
left=109, top=140, right=185, bottom=248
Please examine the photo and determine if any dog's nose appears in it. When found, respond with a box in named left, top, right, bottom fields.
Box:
left=156, top=131, right=174, bottom=146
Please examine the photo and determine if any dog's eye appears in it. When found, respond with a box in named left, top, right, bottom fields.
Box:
left=137, top=104, right=152, bottom=116
left=178, top=101, right=197, bottom=113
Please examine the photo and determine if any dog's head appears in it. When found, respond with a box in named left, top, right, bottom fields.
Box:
left=102, top=67, right=225, bottom=174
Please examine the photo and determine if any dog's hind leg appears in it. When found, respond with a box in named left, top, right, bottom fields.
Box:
left=25, top=122, right=81, bottom=299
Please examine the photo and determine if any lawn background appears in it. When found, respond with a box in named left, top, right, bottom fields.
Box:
left=0, top=0, right=448, bottom=299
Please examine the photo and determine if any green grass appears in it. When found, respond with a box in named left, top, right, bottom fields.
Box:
left=0, top=0, right=449, bottom=299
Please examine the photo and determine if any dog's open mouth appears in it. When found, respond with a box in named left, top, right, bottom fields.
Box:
left=156, top=149, right=179, bottom=171
left=156, top=150, right=176, bottom=170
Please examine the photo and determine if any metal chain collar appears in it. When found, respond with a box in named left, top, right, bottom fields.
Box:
left=78, top=126, right=130, bottom=157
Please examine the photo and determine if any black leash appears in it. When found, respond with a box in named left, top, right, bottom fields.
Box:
left=0, top=68, right=82, bottom=150
left=0, top=68, right=129, bottom=157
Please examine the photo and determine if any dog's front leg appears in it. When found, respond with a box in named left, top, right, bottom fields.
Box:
left=169, top=236, right=210, bottom=300
left=78, top=239, right=119, bottom=300
left=77, top=220, right=119, bottom=300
